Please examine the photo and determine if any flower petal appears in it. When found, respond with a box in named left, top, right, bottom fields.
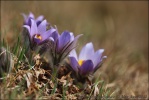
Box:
left=92, top=49, right=104, bottom=68
left=69, top=34, right=82, bottom=48
left=70, top=32, right=74, bottom=42
left=102, top=56, right=107, bottom=60
left=60, top=34, right=82, bottom=60
left=93, top=55, right=107, bottom=73
left=41, top=28, right=56, bottom=42
left=79, top=42, right=94, bottom=60
left=63, top=34, right=82, bottom=55
left=38, top=20, right=47, bottom=34
left=29, top=12, right=34, bottom=19
left=36, top=16, right=44, bottom=26
left=49, top=37, right=54, bottom=42
left=79, top=60, right=94, bottom=76
left=21, top=13, right=27, bottom=22
left=23, top=25, right=30, bottom=34
left=50, top=29, right=59, bottom=41
left=57, top=31, right=71, bottom=52
left=30, top=19, right=38, bottom=37
left=69, top=49, right=78, bottom=60
left=33, top=38, right=41, bottom=44
left=36, top=15, right=44, bottom=22
left=69, top=57, right=79, bottom=73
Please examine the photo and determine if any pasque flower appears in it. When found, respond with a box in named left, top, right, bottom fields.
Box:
left=69, top=42, right=107, bottom=77
left=23, top=19, right=56, bottom=50
left=48, top=27, right=82, bottom=66
left=22, top=12, right=44, bottom=26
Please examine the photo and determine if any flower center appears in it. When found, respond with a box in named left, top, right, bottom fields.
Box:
left=34, top=34, right=42, bottom=40
left=78, top=60, right=84, bottom=66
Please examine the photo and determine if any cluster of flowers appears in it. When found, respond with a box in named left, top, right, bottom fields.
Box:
left=22, top=12, right=107, bottom=78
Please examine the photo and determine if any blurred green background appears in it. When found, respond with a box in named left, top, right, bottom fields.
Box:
left=1, top=1, right=148, bottom=96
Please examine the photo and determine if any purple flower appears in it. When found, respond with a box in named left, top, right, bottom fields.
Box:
left=22, top=12, right=44, bottom=26
left=48, top=27, right=82, bottom=66
left=69, top=42, right=107, bottom=77
left=23, top=19, right=56, bottom=50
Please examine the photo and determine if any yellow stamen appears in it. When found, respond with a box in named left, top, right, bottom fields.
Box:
left=78, top=60, right=84, bottom=66
left=34, top=34, right=42, bottom=40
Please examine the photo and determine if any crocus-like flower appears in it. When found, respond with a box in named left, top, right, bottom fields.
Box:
left=48, top=27, right=82, bottom=66
left=69, top=42, right=107, bottom=77
left=22, top=12, right=44, bottom=26
left=23, top=19, right=56, bottom=50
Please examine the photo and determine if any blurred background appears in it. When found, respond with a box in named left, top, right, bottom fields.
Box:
left=1, top=1, right=148, bottom=97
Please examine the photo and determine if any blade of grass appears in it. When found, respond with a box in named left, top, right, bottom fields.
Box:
left=97, top=81, right=105, bottom=99
left=15, top=46, right=26, bottom=69
left=13, top=37, right=20, bottom=55
left=62, top=81, right=68, bottom=100
left=88, top=79, right=104, bottom=100
left=104, top=88, right=111, bottom=100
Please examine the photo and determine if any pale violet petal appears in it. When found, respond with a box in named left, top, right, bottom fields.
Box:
left=49, top=37, right=54, bottom=42
left=92, top=49, right=104, bottom=68
left=23, top=25, right=30, bottom=34
left=36, top=15, right=44, bottom=22
left=21, top=13, right=27, bottom=22
left=38, top=20, right=47, bottom=34
left=41, top=28, right=56, bottom=41
left=70, top=32, right=74, bottom=42
left=64, top=34, right=82, bottom=54
left=29, top=12, right=34, bottom=18
left=69, top=57, right=79, bottom=73
left=69, top=49, right=78, bottom=61
left=30, top=19, right=38, bottom=38
left=79, top=42, right=94, bottom=60
left=57, top=31, right=71, bottom=52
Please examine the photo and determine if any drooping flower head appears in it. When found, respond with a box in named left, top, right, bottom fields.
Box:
left=69, top=42, right=107, bottom=77
left=23, top=19, right=56, bottom=50
left=48, top=27, right=82, bottom=66
left=22, top=12, right=44, bottom=26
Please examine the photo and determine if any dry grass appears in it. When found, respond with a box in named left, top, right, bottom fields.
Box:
left=1, top=1, right=148, bottom=99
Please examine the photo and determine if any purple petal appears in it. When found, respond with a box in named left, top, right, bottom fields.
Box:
left=79, top=60, right=94, bottom=76
left=92, top=49, right=104, bottom=68
left=27, top=19, right=32, bottom=27
left=21, top=13, right=27, bottom=22
left=48, top=37, right=55, bottom=49
left=36, top=15, right=44, bottom=26
left=79, top=42, right=94, bottom=60
left=49, top=37, right=54, bottom=42
left=50, top=29, right=59, bottom=41
left=93, top=55, right=107, bottom=73
left=36, top=15, right=44, bottom=22
left=36, top=21, right=42, bottom=26
left=69, top=34, right=82, bottom=47
left=23, top=25, right=30, bottom=34
left=69, top=49, right=78, bottom=60
left=70, top=32, right=74, bottom=42
left=37, top=20, right=47, bottom=34
left=69, top=57, right=79, bottom=73
left=63, top=34, right=82, bottom=54
left=30, top=19, right=38, bottom=37
left=33, top=37, right=41, bottom=44
left=41, top=28, right=56, bottom=42
left=102, top=56, right=107, bottom=60
left=29, top=12, right=34, bottom=19
left=57, top=31, right=71, bottom=52
left=60, top=34, right=82, bottom=60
